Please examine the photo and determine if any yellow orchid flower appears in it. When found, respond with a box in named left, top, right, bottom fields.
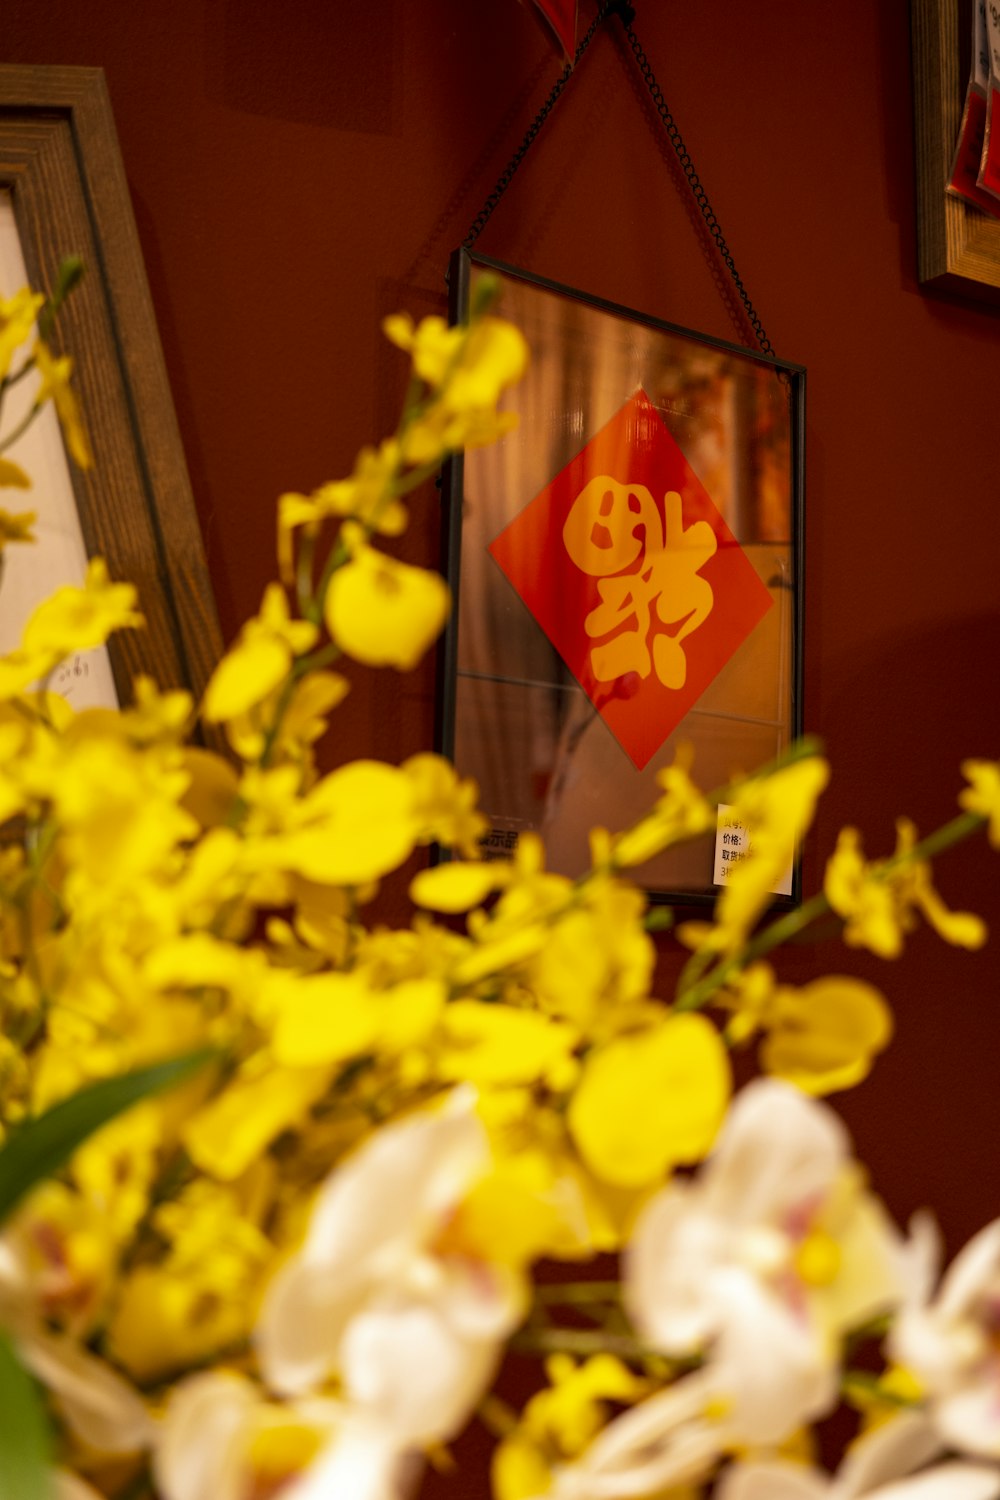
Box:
left=202, top=582, right=317, bottom=724
left=0, top=287, right=43, bottom=381
left=410, top=859, right=508, bottom=913
left=382, top=311, right=465, bottom=385
left=324, top=539, right=450, bottom=670
left=444, top=315, right=530, bottom=413
left=222, top=668, right=348, bottom=765
left=0, top=507, right=35, bottom=544
left=760, top=976, right=893, bottom=1095
left=0, top=459, right=31, bottom=490
left=402, top=751, right=487, bottom=853
left=434, top=1001, right=578, bottom=1088
left=183, top=1059, right=331, bottom=1182
left=21, top=556, right=141, bottom=660
left=400, top=402, right=519, bottom=466
left=568, top=1013, right=731, bottom=1188
left=718, top=965, right=893, bottom=1095
left=611, top=746, right=714, bottom=868
left=492, top=1354, right=652, bottom=1500
left=385, top=308, right=527, bottom=467
left=825, top=820, right=986, bottom=958
left=529, top=879, right=655, bottom=1035
left=33, top=337, right=93, bottom=468
left=711, top=755, right=830, bottom=952
left=277, top=440, right=407, bottom=583
left=959, top=758, right=1000, bottom=847
left=311, top=440, right=408, bottom=533
left=241, top=759, right=420, bottom=887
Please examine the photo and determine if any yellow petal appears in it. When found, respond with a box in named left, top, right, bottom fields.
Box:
left=568, top=1014, right=731, bottom=1188
left=179, top=747, right=240, bottom=827
left=184, top=1063, right=330, bottom=1180
left=283, top=760, right=418, bottom=884
left=409, top=861, right=507, bottom=913
left=959, top=759, right=1000, bottom=846
left=437, top=1002, right=578, bottom=1086
left=0, top=465, right=32, bottom=492
left=492, top=1434, right=553, bottom=1500
left=202, top=634, right=290, bottom=722
left=762, top=977, right=893, bottom=1095
left=446, top=317, right=529, bottom=410
left=324, top=547, right=450, bottom=670
left=272, top=972, right=381, bottom=1066
left=378, top=979, right=446, bottom=1050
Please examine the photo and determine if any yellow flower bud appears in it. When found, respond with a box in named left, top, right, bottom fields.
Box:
left=324, top=545, right=449, bottom=669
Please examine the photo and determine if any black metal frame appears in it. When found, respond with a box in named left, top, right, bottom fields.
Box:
left=438, top=248, right=806, bottom=908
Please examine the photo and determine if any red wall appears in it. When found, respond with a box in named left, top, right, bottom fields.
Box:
left=6, top=0, right=1000, bottom=1427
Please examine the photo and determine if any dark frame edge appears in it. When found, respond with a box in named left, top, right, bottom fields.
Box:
left=437, top=247, right=806, bottom=911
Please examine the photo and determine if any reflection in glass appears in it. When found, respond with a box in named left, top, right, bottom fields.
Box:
left=445, top=255, right=802, bottom=902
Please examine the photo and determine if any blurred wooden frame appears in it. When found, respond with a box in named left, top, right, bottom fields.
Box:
left=0, top=64, right=222, bottom=700
left=912, top=0, right=1000, bottom=301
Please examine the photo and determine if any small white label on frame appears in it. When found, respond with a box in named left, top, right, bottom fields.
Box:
left=713, top=803, right=793, bottom=896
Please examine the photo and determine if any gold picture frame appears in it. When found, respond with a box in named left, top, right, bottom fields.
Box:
left=0, top=64, right=222, bottom=701
left=912, top=0, right=1000, bottom=300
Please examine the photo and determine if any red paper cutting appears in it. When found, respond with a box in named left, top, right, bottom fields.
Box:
left=488, top=388, right=774, bottom=771
left=525, top=0, right=577, bottom=59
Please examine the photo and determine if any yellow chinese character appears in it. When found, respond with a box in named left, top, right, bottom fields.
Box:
left=562, top=476, right=716, bottom=689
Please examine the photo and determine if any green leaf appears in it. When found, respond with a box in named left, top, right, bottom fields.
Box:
left=0, top=1332, right=52, bottom=1500
left=37, top=256, right=85, bottom=341
left=644, top=905, right=674, bottom=932
left=0, top=1049, right=216, bottom=1227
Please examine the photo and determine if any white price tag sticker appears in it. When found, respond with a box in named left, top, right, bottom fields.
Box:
left=713, top=803, right=793, bottom=897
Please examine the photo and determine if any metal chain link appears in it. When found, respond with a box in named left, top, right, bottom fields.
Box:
left=463, top=2, right=615, bottom=250
left=618, top=19, right=774, bottom=357
left=463, top=2, right=774, bottom=358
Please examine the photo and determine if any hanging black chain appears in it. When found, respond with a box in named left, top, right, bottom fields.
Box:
left=617, top=18, right=774, bottom=357
left=463, top=1, right=774, bottom=359
left=463, top=2, right=614, bottom=251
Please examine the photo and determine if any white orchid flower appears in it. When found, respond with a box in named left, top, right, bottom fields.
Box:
left=56, top=1476, right=108, bottom=1500
left=0, top=1243, right=153, bottom=1455
left=625, top=1079, right=905, bottom=1444
left=256, top=1089, right=524, bottom=1448
left=154, top=1370, right=408, bottom=1500
left=541, top=1369, right=731, bottom=1500
left=714, top=1409, right=1000, bottom=1500
left=890, top=1213, right=1000, bottom=1459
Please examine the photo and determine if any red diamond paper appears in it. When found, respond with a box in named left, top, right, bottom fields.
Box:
left=488, top=388, right=774, bottom=771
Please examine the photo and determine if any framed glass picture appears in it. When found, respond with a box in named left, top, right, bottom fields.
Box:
left=0, top=65, right=222, bottom=710
left=439, top=250, right=805, bottom=905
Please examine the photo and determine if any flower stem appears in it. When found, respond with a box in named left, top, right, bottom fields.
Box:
left=675, top=892, right=830, bottom=1012
left=534, top=1281, right=622, bottom=1305
left=0, top=400, right=41, bottom=455
left=675, top=810, right=989, bottom=1013
left=511, top=1327, right=663, bottom=1362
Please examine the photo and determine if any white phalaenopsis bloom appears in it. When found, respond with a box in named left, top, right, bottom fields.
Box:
left=154, top=1370, right=409, bottom=1500
left=890, top=1213, right=1000, bottom=1459
left=715, top=1409, right=1000, bottom=1499
left=256, top=1088, right=524, bottom=1450
left=57, top=1477, right=108, bottom=1500
left=540, top=1369, right=731, bottom=1500
left=625, top=1079, right=906, bottom=1443
left=0, top=1243, right=153, bottom=1456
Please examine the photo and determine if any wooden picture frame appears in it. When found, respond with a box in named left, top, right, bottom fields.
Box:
left=0, top=64, right=222, bottom=701
left=912, top=0, right=1000, bottom=300
left=440, top=251, right=805, bottom=907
